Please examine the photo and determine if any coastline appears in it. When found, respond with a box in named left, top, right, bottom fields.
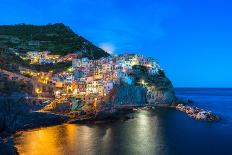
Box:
left=0, top=112, right=68, bottom=155
left=0, top=107, right=137, bottom=154
left=0, top=100, right=220, bottom=155
left=0, top=101, right=220, bottom=136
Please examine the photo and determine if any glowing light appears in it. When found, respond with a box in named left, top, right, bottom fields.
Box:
left=35, top=87, right=42, bottom=94
left=67, top=67, right=74, bottom=72
left=73, top=89, right=77, bottom=95
left=93, top=98, right=97, bottom=108
left=141, top=80, right=145, bottom=85
left=55, top=90, right=60, bottom=96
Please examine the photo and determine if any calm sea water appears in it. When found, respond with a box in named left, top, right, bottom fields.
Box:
left=14, top=88, right=232, bottom=155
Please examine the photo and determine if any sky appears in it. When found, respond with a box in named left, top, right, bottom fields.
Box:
left=0, top=0, right=232, bottom=87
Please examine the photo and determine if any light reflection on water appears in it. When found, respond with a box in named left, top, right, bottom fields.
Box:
left=13, top=89, right=232, bottom=155
left=14, top=110, right=167, bottom=155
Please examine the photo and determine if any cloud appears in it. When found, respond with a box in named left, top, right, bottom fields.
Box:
left=99, top=42, right=115, bottom=54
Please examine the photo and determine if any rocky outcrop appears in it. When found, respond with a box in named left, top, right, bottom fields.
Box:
left=109, top=66, right=177, bottom=107
left=176, top=104, right=220, bottom=121
left=108, top=74, right=176, bottom=107
left=0, top=95, right=30, bottom=134
left=0, top=137, right=18, bottom=155
left=110, top=84, right=147, bottom=105
left=146, top=74, right=176, bottom=106
left=0, top=95, right=68, bottom=138
left=147, top=88, right=176, bottom=106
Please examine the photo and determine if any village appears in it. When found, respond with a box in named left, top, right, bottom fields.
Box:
left=0, top=50, right=220, bottom=122
left=0, top=50, right=162, bottom=111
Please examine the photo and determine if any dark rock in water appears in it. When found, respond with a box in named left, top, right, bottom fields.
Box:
left=0, top=95, right=31, bottom=135
left=95, top=111, right=113, bottom=119
left=15, top=112, right=68, bottom=130
left=0, top=137, right=19, bottom=155
left=68, top=109, right=135, bottom=124
left=123, top=115, right=134, bottom=121
left=207, top=113, right=220, bottom=121
left=176, top=104, right=220, bottom=122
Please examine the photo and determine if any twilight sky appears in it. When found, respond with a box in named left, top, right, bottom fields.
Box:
left=0, top=0, right=232, bottom=87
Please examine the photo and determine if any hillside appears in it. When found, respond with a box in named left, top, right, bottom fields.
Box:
left=0, top=50, right=72, bottom=73
left=0, top=23, right=109, bottom=59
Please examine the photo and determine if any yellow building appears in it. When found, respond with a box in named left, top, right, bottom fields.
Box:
left=45, top=54, right=60, bottom=62
left=86, top=80, right=104, bottom=96
left=94, top=68, right=103, bottom=80
left=55, top=81, right=63, bottom=88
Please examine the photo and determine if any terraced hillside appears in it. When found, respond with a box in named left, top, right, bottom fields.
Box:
left=0, top=23, right=109, bottom=59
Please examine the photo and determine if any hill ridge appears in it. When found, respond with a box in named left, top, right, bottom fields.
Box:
left=0, top=23, right=109, bottom=59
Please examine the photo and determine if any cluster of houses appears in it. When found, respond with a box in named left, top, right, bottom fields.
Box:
left=25, top=51, right=83, bottom=64
left=18, top=53, right=161, bottom=105
left=68, top=54, right=161, bottom=104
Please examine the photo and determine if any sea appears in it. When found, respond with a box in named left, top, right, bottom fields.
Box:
left=13, top=88, right=232, bottom=155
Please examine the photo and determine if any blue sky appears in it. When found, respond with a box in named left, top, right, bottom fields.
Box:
left=0, top=0, right=232, bottom=87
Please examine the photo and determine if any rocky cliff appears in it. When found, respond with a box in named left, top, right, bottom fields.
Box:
left=109, top=66, right=176, bottom=107
left=110, top=84, right=147, bottom=105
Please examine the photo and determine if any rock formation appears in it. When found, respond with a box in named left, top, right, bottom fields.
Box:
left=109, top=66, right=176, bottom=107
left=110, top=84, right=147, bottom=105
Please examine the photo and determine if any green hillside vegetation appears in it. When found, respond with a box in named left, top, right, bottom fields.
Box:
left=0, top=23, right=109, bottom=59
left=0, top=51, right=30, bottom=72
